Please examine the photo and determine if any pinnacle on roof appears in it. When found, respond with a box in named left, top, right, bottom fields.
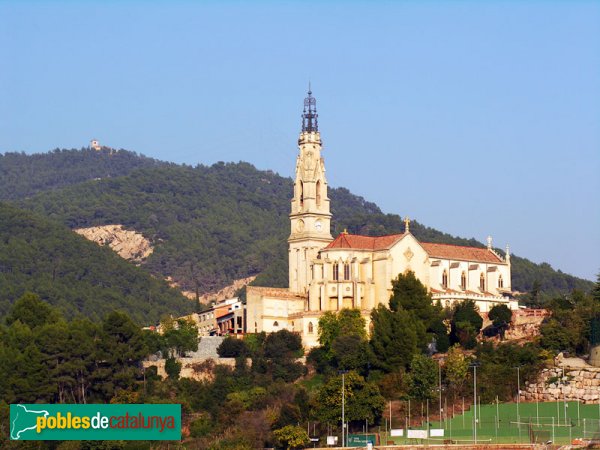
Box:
left=301, top=84, right=318, bottom=132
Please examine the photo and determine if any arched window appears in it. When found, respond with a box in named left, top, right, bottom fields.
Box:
left=308, top=322, right=314, bottom=334
left=333, top=262, right=339, bottom=281
left=479, top=273, right=485, bottom=291
left=498, top=275, right=503, bottom=289
left=461, top=272, right=467, bottom=290
left=254, top=322, right=257, bottom=333
left=316, top=180, right=322, bottom=207
left=344, top=263, right=350, bottom=280
left=273, top=321, right=279, bottom=327
left=442, top=269, right=448, bottom=288
left=299, top=181, right=304, bottom=209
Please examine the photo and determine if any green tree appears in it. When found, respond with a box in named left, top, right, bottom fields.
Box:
left=450, top=300, right=483, bottom=349
left=444, top=345, right=469, bottom=395
left=162, top=317, right=199, bottom=357
left=217, top=337, right=249, bottom=358
left=488, top=304, right=512, bottom=339
left=337, top=309, right=368, bottom=340
left=65, top=318, right=101, bottom=403
left=93, top=311, right=147, bottom=399
left=475, top=342, right=542, bottom=402
left=314, top=371, right=385, bottom=425
left=254, top=330, right=306, bottom=383
left=540, top=318, right=578, bottom=352
left=429, top=318, right=450, bottom=353
left=272, top=403, right=302, bottom=430
left=407, top=354, right=437, bottom=400
left=189, top=414, right=212, bottom=438
left=529, top=280, right=542, bottom=307
left=143, top=329, right=166, bottom=355
left=388, top=271, right=447, bottom=352
left=389, top=271, right=434, bottom=320
left=539, top=290, right=599, bottom=355
left=264, top=329, right=303, bottom=359
left=165, top=356, right=182, bottom=380
left=272, top=425, right=310, bottom=450
left=369, top=305, right=418, bottom=371
left=593, top=273, right=600, bottom=303
left=489, top=304, right=512, bottom=328
left=5, top=292, right=60, bottom=329
left=331, top=334, right=371, bottom=373
left=317, top=309, right=366, bottom=357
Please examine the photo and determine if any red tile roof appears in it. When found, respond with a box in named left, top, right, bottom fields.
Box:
left=420, top=242, right=503, bottom=264
left=324, top=233, right=504, bottom=264
left=324, top=233, right=406, bottom=250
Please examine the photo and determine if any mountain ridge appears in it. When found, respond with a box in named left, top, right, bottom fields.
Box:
left=1, top=148, right=593, bottom=307
left=0, top=147, right=170, bottom=200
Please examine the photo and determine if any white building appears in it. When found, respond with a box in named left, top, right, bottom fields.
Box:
left=90, top=139, right=101, bottom=151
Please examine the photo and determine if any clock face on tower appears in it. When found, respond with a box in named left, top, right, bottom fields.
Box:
left=296, top=219, right=305, bottom=232
left=314, top=220, right=322, bottom=231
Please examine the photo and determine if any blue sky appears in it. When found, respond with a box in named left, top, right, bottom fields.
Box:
left=1, top=1, right=599, bottom=281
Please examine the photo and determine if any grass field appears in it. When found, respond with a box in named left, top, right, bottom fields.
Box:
left=383, top=402, right=600, bottom=445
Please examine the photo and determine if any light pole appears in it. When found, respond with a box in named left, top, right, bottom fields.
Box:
left=342, top=372, right=345, bottom=447
left=513, top=365, right=522, bottom=437
left=340, top=370, right=348, bottom=447
left=470, top=362, right=480, bottom=445
left=474, top=364, right=477, bottom=444
left=439, top=361, right=443, bottom=424
left=513, top=365, right=523, bottom=443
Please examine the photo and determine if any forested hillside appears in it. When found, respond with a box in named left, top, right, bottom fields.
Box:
left=0, top=202, right=194, bottom=323
left=14, top=155, right=593, bottom=300
left=0, top=147, right=169, bottom=200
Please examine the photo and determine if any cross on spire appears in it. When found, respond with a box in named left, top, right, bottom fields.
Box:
left=404, top=216, right=410, bottom=233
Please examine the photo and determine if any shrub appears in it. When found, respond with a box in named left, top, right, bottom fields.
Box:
left=217, top=337, right=249, bottom=358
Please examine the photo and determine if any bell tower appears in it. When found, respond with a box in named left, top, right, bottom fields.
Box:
left=289, top=87, right=333, bottom=293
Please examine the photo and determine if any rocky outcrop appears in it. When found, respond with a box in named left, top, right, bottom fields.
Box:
left=197, top=276, right=257, bottom=304
left=74, top=225, right=153, bottom=263
left=523, top=357, right=600, bottom=404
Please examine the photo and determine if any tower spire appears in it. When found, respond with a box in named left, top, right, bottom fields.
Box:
left=301, top=85, right=318, bottom=132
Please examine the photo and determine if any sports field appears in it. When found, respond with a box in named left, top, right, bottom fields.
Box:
left=384, top=402, right=600, bottom=445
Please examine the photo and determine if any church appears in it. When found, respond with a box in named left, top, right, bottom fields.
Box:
left=246, top=90, right=517, bottom=349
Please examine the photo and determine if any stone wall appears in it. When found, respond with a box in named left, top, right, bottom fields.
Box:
left=522, top=366, right=600, bottom=404
left=143, top=357, right=237, bottom=381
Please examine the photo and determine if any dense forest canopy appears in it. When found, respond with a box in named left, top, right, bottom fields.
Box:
left=0, top=202, right=194, bottom=323
left=0, top=148, right=592, bottom=302
left=0, top=147, right=169, bottom=201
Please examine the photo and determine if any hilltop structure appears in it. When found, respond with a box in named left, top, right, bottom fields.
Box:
left=247, top=89, right=517, bottom=348
left=90, top=139, right=102, bottom=151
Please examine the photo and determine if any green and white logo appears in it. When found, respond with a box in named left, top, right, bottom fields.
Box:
left=10, top=404, right=181, bottom=441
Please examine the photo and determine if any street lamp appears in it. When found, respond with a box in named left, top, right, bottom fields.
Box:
left=339, top=370, right=348, bottom=447
left=469, top=362, right=481, bottom=445
left=439, top=361, right=442, bottom=424
left=513, top=365, right=523, bottom=443
left=513, top=366, right=522, bottom=432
